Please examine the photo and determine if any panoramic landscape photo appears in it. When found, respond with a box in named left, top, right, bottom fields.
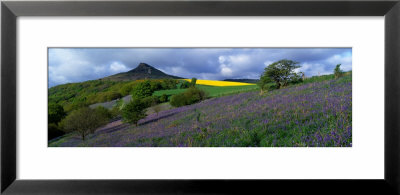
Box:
left=48, top=48, right=352, bottom=147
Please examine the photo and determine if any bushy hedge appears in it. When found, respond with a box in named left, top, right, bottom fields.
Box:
left=170, top=87, right=208, bottom=107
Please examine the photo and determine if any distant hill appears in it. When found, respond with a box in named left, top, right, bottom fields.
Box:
left=103, top=63, right=183, bottom=81
left=223, top=79, right=259, bottom=84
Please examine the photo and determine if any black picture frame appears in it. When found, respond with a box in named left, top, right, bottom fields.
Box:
left=1, top=0, right=399, bottom=194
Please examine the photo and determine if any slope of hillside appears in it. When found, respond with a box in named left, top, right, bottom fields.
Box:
left=104, top=63, right=183, bottom=81
left=49, top=74, right=352, bottom=147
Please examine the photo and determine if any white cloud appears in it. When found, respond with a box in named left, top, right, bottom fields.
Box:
left=299, top=62, right=330, bottom=77
left=217, top=54, right=253, bottom=78
left=326, top=54, right=352, bottom=71
left=109, top=62, right=129, bottom=73
left=218, top=56, right=226, bottom=64
left=220, top=64, right=233, bottom=77
left=264, top=61, right=273, bottom=67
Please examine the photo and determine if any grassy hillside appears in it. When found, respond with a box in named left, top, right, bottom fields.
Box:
left=49, top=73, right=351, bottom=147
left=153, top=85, right=259, bottom=98
left=49, top=80, right=138, bottom=112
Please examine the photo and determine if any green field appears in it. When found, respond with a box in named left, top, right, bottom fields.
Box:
left=153, top=84, right=259, bottom=98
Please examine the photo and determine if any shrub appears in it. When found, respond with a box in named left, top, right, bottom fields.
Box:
left=150, top=80, right=162, bottom=91
left=161, top=79, right=177, bottom=89
left=142, top=96, right=159, bottom=108
left=170, top=93, right=187, bottom=107
left=159, top=94, right=168, bottom=103
left=170, top=87, right=208, bottom=107
left=110, top=105, right=122, bottom=118
left=122, top=98, right=147, bottom=126
left=180, top=80, right=190, bottom=89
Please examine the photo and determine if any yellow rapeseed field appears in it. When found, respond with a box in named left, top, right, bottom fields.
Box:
left=182, top=79, right=255, bottom=87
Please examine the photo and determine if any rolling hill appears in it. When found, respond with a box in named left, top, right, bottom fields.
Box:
left=103, top=63, right=183, bottom=81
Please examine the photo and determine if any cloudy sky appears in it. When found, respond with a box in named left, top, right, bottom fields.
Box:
left=48, top=48, right=352, bottom=87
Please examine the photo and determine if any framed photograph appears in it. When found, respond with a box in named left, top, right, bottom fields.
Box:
left=2, top=0, right=400, bottom=194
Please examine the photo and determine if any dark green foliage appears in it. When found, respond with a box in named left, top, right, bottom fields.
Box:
left=62, top=107, right=109, bottom=140
left=161, top=78, right=178, bottom=90
left=289, top=72, right=304, bottom=85
left=262, top=59, right=302, bottom=88
left=190, top=78, right=197, bottom=87
left=170, top=87, right=208, bottom=107
left=48, top=103, right=66, bottom=124
left=178, top=80, right=190, bottom=89
left=257, top=74, right=273, bottom=94
left=141, top=96, right=160, bottom=108
left=122, top=98, right=147, bottom=125
left=119, top=82, right=136, bottom=96
left=170, top=94, right=187, bottom=107
left=334, top=64, right=344, bottom=79
left=94, top=106, right=112, bottom=120
left=131, top=80, right=154, bottom=99
left=48, top=123, right=65, bottom=140
left=159, top=94, right=168, bottom=103
left=150, top=80, right=162, bottom=91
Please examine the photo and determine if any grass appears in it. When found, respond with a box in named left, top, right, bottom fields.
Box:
left=153, top=85, right=259, bottom=98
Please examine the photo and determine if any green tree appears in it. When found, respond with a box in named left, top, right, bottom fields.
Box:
left=190, top=78, right=197, bottom=87
left=334, top=64, right=344, bottom=79
left=257, top=74, right=273, bottom=94
left=48, top=103, right=66, bottom=124
left=161, top=79, right=177, bottom=89
left=62, top=107, right=108, bottom=140
left=263, top=59, right=301, bottom=88
left=132, top=80, right=154, bottom=99
left=122, top=98, right=147, bottom=126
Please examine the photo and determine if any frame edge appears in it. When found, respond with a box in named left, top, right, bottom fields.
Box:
left=1, top=1, right=17, bottom=193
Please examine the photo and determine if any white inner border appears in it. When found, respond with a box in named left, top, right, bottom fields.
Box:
left=17, top=17, right=384, bottom=179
